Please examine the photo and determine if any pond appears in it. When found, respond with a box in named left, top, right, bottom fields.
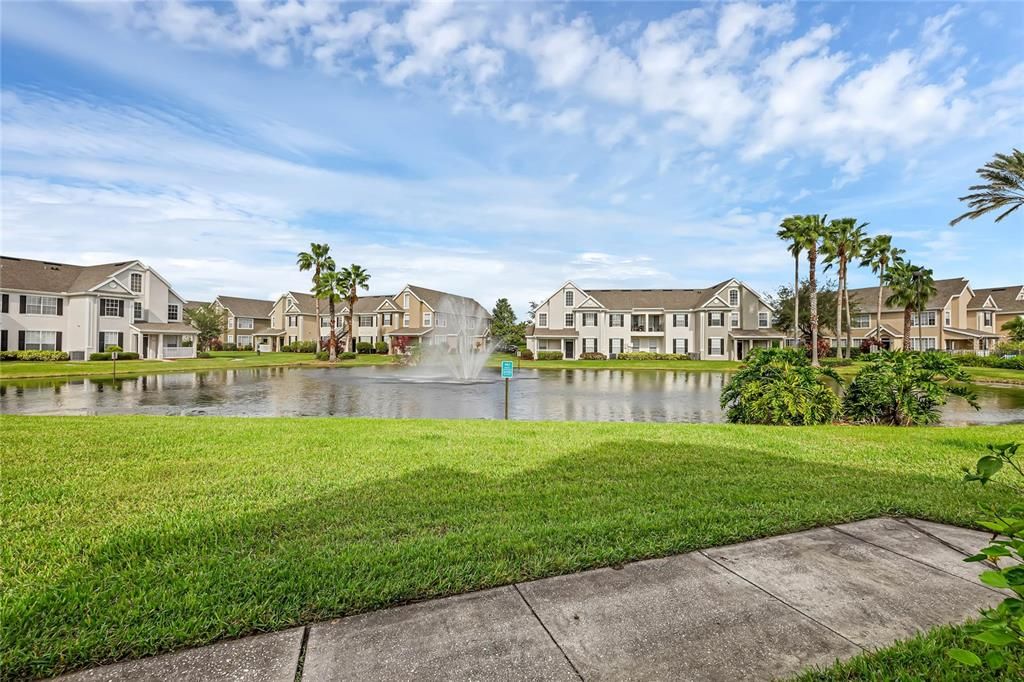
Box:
left=2, top=366, right=1023, bottom=425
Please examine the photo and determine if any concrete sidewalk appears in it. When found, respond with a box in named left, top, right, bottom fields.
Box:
left=58, top=517, right=1002, bottom=682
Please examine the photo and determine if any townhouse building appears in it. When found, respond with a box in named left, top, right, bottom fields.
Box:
left=525, top=279, right=784, bottom=361
left=212, top=296, right=283, bottom=351
left=0, top=255, right=196, bottom=359
left=972, top=285, right=1024, bottom=343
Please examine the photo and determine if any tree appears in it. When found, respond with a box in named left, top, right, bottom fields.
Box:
left=885, top=260, right=935, bottom=350
left=527, top=301, right=540, bottom=320
left=184, top=304, right=226, bottom=351
left=822, top=218, right=867, bottom=359
left=950, top=149, right=1024, bottom=226
left=860, top=234, right=905, bottom=341
left=490, top=298, right=524, bottom=351
left=339, top=264, right=370, bottom=354
left=796, top=214, right=828, bottom=366
left=720, top=347, right=842, bottom=425
left=313, top=269, right=344, bottom=362
left=1002, top=317, right=1024, bottom=342
left=772, top=281, right=841, bottom=346
left=776, top=216, right=806, bottom=347
left=297, top=243, right=335, bottom=353
left=843, top=351, right=978, bottom=425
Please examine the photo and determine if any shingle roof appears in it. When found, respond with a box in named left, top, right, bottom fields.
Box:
left=0, top=255, right=134, bottom=294
left=406, top=285, right=490, bottom=318
left=186, top=300, right=211, bottom=311
left=285, top=291, right=400, bottom=316
left=582, top=288, right=709, bottom=310
left=215, top=295, right=275, bottom=319
left=846, top=277, right=970, bottom=314
left=971, top=285, right=1024, bottom=312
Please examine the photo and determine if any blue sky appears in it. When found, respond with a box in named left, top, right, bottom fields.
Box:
left=2, top=1, right=1021, bottom=315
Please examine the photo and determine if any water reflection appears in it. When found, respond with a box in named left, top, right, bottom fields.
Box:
left=1, top=366, right=1022, bottom=425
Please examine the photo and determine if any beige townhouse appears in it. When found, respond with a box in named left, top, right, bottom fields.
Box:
left=525, top=279, right=785, bottom=361
left=212, top=296, right=283, bottom=351
left=842, top=277, right=1003, bottom=352
left=971, top=285, right=1024, bottom=343
left=0, top=255, right=196, bottom=359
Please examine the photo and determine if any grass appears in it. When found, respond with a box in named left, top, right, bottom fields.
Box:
left=795, top=622, right=1023, bottom=680
left=3, top=417, right=1023, bottom=680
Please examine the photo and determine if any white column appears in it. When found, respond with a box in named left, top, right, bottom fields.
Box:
left=157, top=333, right=164, bottom=359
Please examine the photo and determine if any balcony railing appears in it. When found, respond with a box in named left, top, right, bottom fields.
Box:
left=163, top=347, right=196, bottom=359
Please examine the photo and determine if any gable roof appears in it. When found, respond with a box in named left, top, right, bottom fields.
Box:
left=215, top=295, right=275, bottom=319
left=284, top=291, right=403, bottom=316
left=972, top=285, right=1024, bottom=312
left=846, top=277, right=970, bottom=314
left=405, top=284, right=490, bottom=318
left=0, top=255, right=135, bottom=294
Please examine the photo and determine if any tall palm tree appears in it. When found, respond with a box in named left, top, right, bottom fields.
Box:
left=313, top=269, right=344, bottom=362
left=823, top=218, right=867, bottom=359
left=950, top=148, right=1024, bottom=226
left=776, top=216, right=805, bottom=347
left=800, top=214, right=828, bottom=366
left=885, top=261, right=936, bottom=350
left=860, top=235, right=904, bottom=342
left=296, top=243, right=335, bottom=353
left=339, top=264, right=371, bottom=353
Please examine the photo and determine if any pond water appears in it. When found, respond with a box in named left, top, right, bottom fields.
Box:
left=2, top=366, right=1023, bottom=425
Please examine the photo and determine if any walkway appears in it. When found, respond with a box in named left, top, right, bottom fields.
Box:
left=57, top=517, right=1003, bottom=681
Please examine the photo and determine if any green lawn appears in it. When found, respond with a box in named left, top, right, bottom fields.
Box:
left=3, top=417, right=1022, bottom=679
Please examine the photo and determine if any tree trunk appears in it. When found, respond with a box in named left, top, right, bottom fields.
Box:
left=314, top=267, right=322, bottom=354
left=843, top=267, right=853, bottom=356
left=835, top=257, right=844, bottom=360
left=918, top=306, right=924, bottom=352
left=876, top=267, right=884, bottom=340
left=809, top=244, right=819, bottom=366
left=903, top=306, right=912, bottom=349
left=348, top=294, right=356, bottom=354
left=793, top=255, right=800, bottom=346
left=328, top=298, right=337, bottom=362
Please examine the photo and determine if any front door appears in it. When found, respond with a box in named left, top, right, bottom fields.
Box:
left=142, top=335, right=149, bottom=359
left=735, top=341, right=744, bottom=361
left=564, top=339, right=575, bottom=359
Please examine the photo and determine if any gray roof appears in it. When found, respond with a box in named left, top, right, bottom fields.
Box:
left=575, top=280, right=738, bottom=311
left=407, top=285, right=490, bottom=318
left=186, top=300, right=212, bottom=310
left=132, top=322, right=196, bottom=334
left=971, top=285, right=1024, bottom=312
left=286, top=291, right=399, bottom=316
left=0, top=255, right=135, bottom=294
left=846, top=277, right=970, bottom=314
left=526, top=326, right=579, bottom=338
left=215, top=295, right=275, bottom=319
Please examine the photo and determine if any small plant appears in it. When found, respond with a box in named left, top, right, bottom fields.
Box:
left=374, top=341, right=389, bottom=354
left=196, top=351, right=212, bottom=359
left=89, top=352, right=140, bottom=361
left=356, top=342, right=374, bottom=354
left=947, top=442, right=1024, bottom=671
left=579, top=352, right=607, bottom=360
left=537, top=351, right=563, bottom=360
left=0, top=350, right=70, bottom=362
left=720, top=347, right=842, bottom=425
left=223, top=343, right=237, bottom=351
left=104, top=345, right=123, bottom=353
left=519, top=348, right=534, bottom=360
left=615, top=352, right=689, bottom=361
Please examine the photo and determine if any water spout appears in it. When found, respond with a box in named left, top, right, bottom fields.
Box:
left=399, top=294, right=494, bottom=382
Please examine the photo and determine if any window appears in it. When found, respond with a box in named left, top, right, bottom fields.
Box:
left=708, top=312, right=724, bottom=327
left=582, top=312, right=597, bottom=326
left=910, top=337, right=937, bottom=351
left=583, top=338, right=597, bottom=353
left=944, top=309, right=951, bottom=327
left=565, top=290, right=574, bottom=306
left=237, top=335, right=252, bottom=347
left=673, top=338, right=689, bottom=354
left=227, top=334, right=234, bottom=342
left=708, top=338, right=724, bottom=355
left=24, top=330, right=57, bottom=351
left=538, top=312, right=548, bottom=327
left=673, top=313, right=689, bottom=328
left=25, top=295, right=59, bottom=315
left=649, top=315, right=664, bottom=332
left=851, top=313, right=870, bottom=329
left=911, top=311, right=936, bottom=327
left=983, top=311, right=993, bottom=327
left=102, top=331, right=120, bottom=350
left=320, top=316, right=331, bottom=327
left=228, top=317, right=234, bottom=328
left=130, top=272, right=143, bottom=293
left=630, top=314, right=646, bottom=332
left=167, top=304, right=179, bottom=321
left=609, top=313, right=624, bottom=327
left=609, top=338, right=624, bottom=354
left=730, top=312, right=740, bottom=328
left=729, top=289, right=739, bottom=306
left=382, top=313, right=393, bottom=326
left=435, top=313, right=447, bottom=328
left=403, top=293, right=411, bottom=308
left=647, top=339, right=658, bottom=352
left=101, top=298, right=121, bottom=317
left=403, top=313, right=410, bottom=326
left=133, top=302, right=143, bottom=321
left=237, top=317, right=254, bottom=329
left=357, top=315, right=373, bottom=327
left=758, top=311, right=770, bottom=328
left=423, top=312, right=433, bottom=327
left=564, top=312, right=574, bottom=327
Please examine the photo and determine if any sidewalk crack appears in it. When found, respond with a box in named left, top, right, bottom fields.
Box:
left=513, top=584, right=585, bottom=681
left=294, top=625, right=311, bottom=682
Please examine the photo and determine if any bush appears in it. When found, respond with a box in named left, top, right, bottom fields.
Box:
left=821, top=357, right=853, bottom=367
left=90, top=352, right=140, bottom=361
left=104, top=345, right=123, bottom=353
left=356, top=342, right=374, bottom=354
left=616, top=352, right=689, bottom=361
left=316, top=350, right=358, bottom=361
left=223, top=343, right=237, bottom=351
left=182, top=339, right=194, bottom=347
left=952, top=353, right=1024, bottom=370
left=537, top=351, right=563, bottom=360
left=197, top=351, right=212, bottom=359
left=282, top=341, right=316, bottom=353
left=844, top=351, right=978, bottom=426
left=207, top=338, right=223, bottom=351
left=340, top=351, right=357, bottom=360
left=374, top=342, right=389, bottom=355
left=519, top=348, right=534, bottom=360
left=995, top=341, right=1024, bottom=356
left=0, top=350, right=70, bottom=362
left=579, top=352, right=607, bottom=360
left=241, top=345, right=253, bottom=352
left=720, top=347, right=843, bottom=425
left=859, top=337, right=884, bottom=354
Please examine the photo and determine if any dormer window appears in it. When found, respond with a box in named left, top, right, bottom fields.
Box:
left=538, top=312, right=548, bottom=327
left=403, top=293, right=411, bottom=308
left=729, top=289, right=739, bottom=306
left=167, top=304, right=180, bottom=322
left=130, top=272, right=143, bottom=293
left=565, top=290, right=574, bottom=307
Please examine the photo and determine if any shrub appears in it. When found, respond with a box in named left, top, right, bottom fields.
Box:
left=952, top=353, right=1024, bottom=370
left=995, top=341, right=1024, bottom=357
left=339, top=351, right=357, bottom=360
left=720, top=347, right=843, bottom=425
left=821, top=357, right=853, bottom=367
left=374, top=342, right=389, bottom=355
left=223, top=343, right=237, bottom=351
left=843, top=351, right=978, bottom=426
left=537, top=351, right=563, bottom=360
left=0, top=350, right=70, bottom=362
left=616, top=352, right=689, bottom=361
left=89, top=352, right=140, bottom=361
left=242, top=345, right=253, bottom=352
left=197, top=351, right=212, bottom=359
left=579, top=352, right=607, bottom=360
left=356, top=342, right=374, bottom=354
left=104, top=345, right=123, bottom=353
left=859, top=337, right=884, bottom=354
left=282, top=341, right=316, bottom=353
left=519, top=348, right=534, bottom=360
left=181, top=339, right=194, bottom=347
left=317, top=350, right=358, bottom=361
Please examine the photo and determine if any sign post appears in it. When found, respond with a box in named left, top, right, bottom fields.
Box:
left=111, top=351, right=118, bottom=380
left=501, top=360, right=514, bottom=420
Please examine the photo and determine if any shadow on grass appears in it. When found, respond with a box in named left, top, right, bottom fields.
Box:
left=3, top=438, right=1012, bottom=680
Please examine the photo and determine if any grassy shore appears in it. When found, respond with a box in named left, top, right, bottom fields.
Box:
left=3, top=416, right=1021, bottom=679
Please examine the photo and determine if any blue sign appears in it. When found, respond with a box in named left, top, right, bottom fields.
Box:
left=501, top=360, right=514, bottom=378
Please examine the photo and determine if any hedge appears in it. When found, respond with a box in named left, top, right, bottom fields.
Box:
left=537, top=351, right=563, bottom=360
left=315, top=351, right=358, bottom=361
left=282, top=341, right=316, bottom=353
left=579, top=352, right=607, bottom=360
left=951, top=353, right=1024, bottom=370
left=0, top=350, right=70, bottom=362
left=89, top=352, right=140, bottom=361
left=615, top=352, right=689, bottom=361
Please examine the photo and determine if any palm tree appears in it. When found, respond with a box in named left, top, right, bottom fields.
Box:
left=950, top=148, right=1024, bottom=226
left=339, top=264, right=371, bottom=353
left=776, top=216, right=805, bottom=347
left=860, top=235, right=904, bottom=342
left=800, top=214, right=828, bottom=366
left=823, top=218, right=867, bottom=359
left=313, top=269, right=345, bottom=362
left=296, top=243, right=335, bottom=353
left=885, top=261, right=936, bottom=350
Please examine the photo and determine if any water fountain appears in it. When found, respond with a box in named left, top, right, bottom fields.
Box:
left=397, top=294, right=496, bottom=382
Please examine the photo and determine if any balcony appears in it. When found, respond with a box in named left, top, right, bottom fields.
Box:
left=163, top=347, right=196, bottom=359
left=631, top=314, right=664, bottom=335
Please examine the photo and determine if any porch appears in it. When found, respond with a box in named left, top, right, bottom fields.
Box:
left=729, top=330, right=788, bottom=361
left=132, top=322, right=198, bottom=359
left=943, top=326, right=1001, bottom=356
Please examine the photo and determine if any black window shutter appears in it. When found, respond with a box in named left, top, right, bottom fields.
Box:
left=1, top=329, right=7, bottom=351
left=118, top=300, right=125, bottom=317
left=19, top=295, right=26, bottom=314
left=118, top=332, right=124, bottom=348
left=56, top=332, right=62, bottom=351
left=1, top=293, right=7, bottom=313
left=99, top=332, right=104, bottom=352
left=18, top=330, right=26, bottom=350
left=57, top=298, right=64, bottom=316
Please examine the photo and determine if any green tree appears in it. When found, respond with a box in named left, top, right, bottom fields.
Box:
left=772, top=281, right=841, bottom=345
left=843, top=351, right=978, bottom=425
left=720, top=347, right=842, bottom=425
left=950, top=149, right=1024, bottom=226
left=822, top=218, right=867, bottom=359
left=776, top=216, right=806, bottom=347
left=859, top=234, right=905, bottom=341
left=885, top=260, right=936, bottom=349
left=313, top=269, right=344, bottom=362
left=1002, top=317, right=1024, bottom=342
left=339, top=264, right=371, bottom=354
left=296, top=243, right=335, bottom=353
left=184, top=304, right=226, bottom=351
left=799, top=214, right=828, bottom=366
left=490, top=298, right=524, bottom=350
